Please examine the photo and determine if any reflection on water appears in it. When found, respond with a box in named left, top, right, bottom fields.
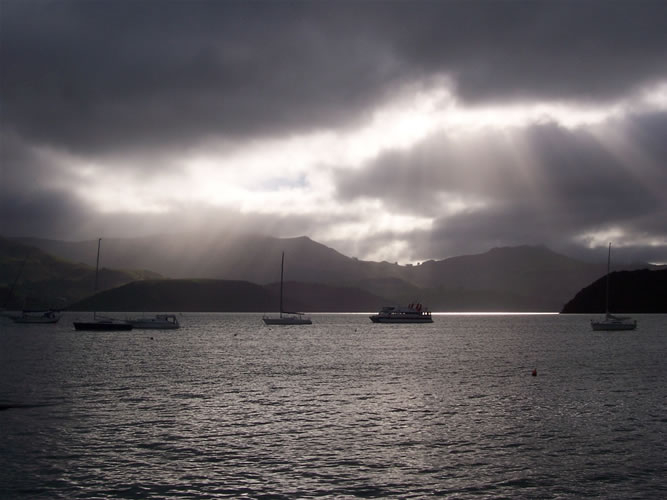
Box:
left=1, top=313, right=666, bottom=498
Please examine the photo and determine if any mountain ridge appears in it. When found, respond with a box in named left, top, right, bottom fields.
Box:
left=3, top=233, right=658, bottom=311
left=0, top=237, right=161, bottom=309
left=68, top=279, right=390, bottom=313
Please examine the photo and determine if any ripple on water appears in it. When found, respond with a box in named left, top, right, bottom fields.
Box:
left=1, top=313, right=666, bottom=498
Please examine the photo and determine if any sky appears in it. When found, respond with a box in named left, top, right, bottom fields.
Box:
left=2, top=0, right=667, bottom=264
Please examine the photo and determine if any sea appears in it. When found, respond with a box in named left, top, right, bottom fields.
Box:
left=1, top=312, right=665, bottom=499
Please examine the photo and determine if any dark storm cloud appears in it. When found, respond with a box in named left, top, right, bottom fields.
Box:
left=1, top=132, right=51, bottom=194
left=2, top=0, right=667, bottom=263
left=0, top=131, right=89, bottom=237
left=334, top=112, right=667, bottom=262
left=395, top=0, right=667, bottom=104
left=1, top=0, right=402, bottom=154
left=2, top=0, right=666, bottom=155
left=0, top=187, right=87, bottom=239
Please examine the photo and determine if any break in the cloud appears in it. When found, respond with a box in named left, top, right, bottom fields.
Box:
left=1, top=0, right=666, bottom=264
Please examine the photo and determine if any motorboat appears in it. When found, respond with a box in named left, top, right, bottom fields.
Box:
left=370, top=303, right=433, bottom=323
left=127, top=314, right=180, bottom=329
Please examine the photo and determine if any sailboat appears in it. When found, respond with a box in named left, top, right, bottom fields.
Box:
left=262, top=252, right=312, bottom=325
left=12, top=309, right=62, bottom=324
left=4, top=257, right=62, bottom=323
left=73, top=238, right=133, bottom=331
left=590, top=243, right=637, bottom=331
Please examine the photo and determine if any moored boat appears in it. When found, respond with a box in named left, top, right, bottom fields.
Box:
left=263, top=312, right=312, bottom=325
left=370, top=303, right=433, bottom=323
left=591, top=313, right=637, bottom=331
left=73, top=238, right=133, bottom=332
left=12, top=309, right=62, bottom=324
left=74, top=315, right=133, bottom=331
left=591, top=243, right=637, bottom=331
left=4, top=259, right=61, bottom=324
left=263, top=252, right=312, bottom=325
left=127, top=314, right=180, bottom=329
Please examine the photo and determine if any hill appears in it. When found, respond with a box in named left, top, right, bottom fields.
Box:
left=561, top=269, right=667, bottom=313
left=13, top=233, right=625, bottom=311
left=16, top=233, right=378, bottom=283
left=0, top=237, right=161, bottom=309
left=265, top=281, right=387, bottom=312
left=68, top=279, right=390, bottom=313
left=69, top=279, right=277, bottom=312
left=404, top=245, right=606, bottom=310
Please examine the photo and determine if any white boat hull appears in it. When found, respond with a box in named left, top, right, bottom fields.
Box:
left=369, top=315, right=433, bottom=323
left=591, top=320, right=637, bottom=331
left=12, top=311, right=61, bottom=324
left=263, top=316, right=312, bottom=325
left=370, top=303, right=433, bottom=324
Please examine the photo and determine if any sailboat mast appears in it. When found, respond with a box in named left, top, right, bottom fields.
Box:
left=94, top=238, right=101, bottom=320
left=94, top=238, right=101, bottom=293
left=605, top=242, right=611, bottom=315
left=279, top=251, right=284, bottom=317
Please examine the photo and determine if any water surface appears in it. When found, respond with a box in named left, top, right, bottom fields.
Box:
left=1, top=313, right=665, bottom=498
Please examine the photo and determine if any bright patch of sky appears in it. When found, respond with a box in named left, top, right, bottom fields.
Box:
left=64, top=79, right=667, bottom=256
left=576, top=228, right=667, bottom=250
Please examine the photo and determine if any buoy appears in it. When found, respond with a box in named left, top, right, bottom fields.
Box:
left=532, top=369, right=537, bottom=377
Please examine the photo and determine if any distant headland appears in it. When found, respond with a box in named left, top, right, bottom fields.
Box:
left=561, top=269, right=667, bottom=314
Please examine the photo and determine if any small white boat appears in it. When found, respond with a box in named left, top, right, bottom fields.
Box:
left=370, top=303, right=433, bottom=323
left=127, top=314, right=180, bottom=329
left=591, top=313, right=637, bottom=331
left=12, top=309, right=62, bottom=324
left=591, top=243, right=637, bottom=331
left=263, top=312, right=312, bottom=325
left=5, top=260, right=61, bottom=324
left=263, top=252, right=312, bottom=325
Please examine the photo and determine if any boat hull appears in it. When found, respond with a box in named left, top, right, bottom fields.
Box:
left=13, top=317, right=60, bottom=324
left=13, top=315, right=61, bottom=324
left=74, top=321, right=133, bottom=331
left=263, top=317, right=312, bottom=325
left=128, top=322, right=179, bottom=329
left=12, top=310, right=61, bottom=324
left=591, top=321, right=637, bottom=331
left=370, top=315, right=433, bottom=324
left=127, top=315, right=180, bottom=329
